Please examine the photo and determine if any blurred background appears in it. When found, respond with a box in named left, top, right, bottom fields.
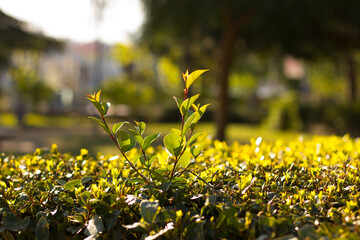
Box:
left=0, top=0, right=359, bottom=155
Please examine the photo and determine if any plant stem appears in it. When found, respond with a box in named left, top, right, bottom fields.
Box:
left=142, top=149, right=157, bottom=187
left=168, top=126, right=195, bottom=182
left=101, top=116, right=150, bottom=185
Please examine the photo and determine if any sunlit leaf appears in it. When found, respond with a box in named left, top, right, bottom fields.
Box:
left=186, top=69, right=209, bottom=89
left=178, top=150, right=191, bottom=168
left=164, top=130, right=185, bottom=157
left=182, top=112, right=200, bottom=137
left=143, top=133, right=161, bottom=150
left=112, top=121, right=129, bottom=135
left=129, top=129, right=144, bottom=148
left=180, top=94, right=199, bottom=116
left=117, top=130, right=136, bottom=153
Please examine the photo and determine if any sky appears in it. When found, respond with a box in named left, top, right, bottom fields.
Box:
left=0, top=0, right=144, bottom=44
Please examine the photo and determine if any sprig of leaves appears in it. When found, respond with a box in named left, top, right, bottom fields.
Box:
left=87, top=69, right=209, bottom=187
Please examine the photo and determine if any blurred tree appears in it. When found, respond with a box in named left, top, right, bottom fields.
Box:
left=10, top=66, right=55, bottom=126
left=141, top=0, right=360, bottom=140
left=246, top=0, right=360, bottom=102
left=0, top=9, right=63, bottom=68
left=141, top=0, right=257, bottom=140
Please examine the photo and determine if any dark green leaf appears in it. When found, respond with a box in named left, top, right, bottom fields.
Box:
left=35, top=217, right=49, bottom=240
left=81, top=176, right=94, bottom=185
left=140, top=200, right=159, bottom=223
left=105, top=210, right=120, bottom=231
left=84, top=215, right=105, bottom=236
left=298, top=224, right=317, bottom=240
left=2, top=213, right=30, bottom=232
left=101, top=102, right=111, bottom=116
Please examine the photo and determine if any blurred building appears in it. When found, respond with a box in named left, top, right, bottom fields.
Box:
left=0, top=41, right=120, bottom=114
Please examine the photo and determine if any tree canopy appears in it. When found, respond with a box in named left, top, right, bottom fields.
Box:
left=141, top=0, right=360, bottom=140
left=0, top=9, right=63, bottom=67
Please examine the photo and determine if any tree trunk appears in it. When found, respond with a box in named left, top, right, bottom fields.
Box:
left=346, top=54, right=357, bottom=102
left=216, top=24, right=237, bottom=141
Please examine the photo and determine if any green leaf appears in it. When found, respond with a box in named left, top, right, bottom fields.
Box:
left=64, top=179, right=82, bottom=191
left=172, top=177, right=187, bottom=184
left=84, top=215, right=105, bottom=236
left=142, top=168, right=165, bottom=183
left=189, top=104, right=210, bottom=130
left=140, top=200, right=159, bottom=223
left=164, top=130, right=185, bottom=157
left=184, top=110, right=194, bottom=123
left=140, top=154, right=157, bottom=167
left=112, top=121, right=129, bottom=135
left=35, top=217, right=49, bottom=240
left=129, top=130, right=144, bottom=148
left=81, top=176, right=94, bottom=185
left=298, top=224, right=317, bottom=240
left=90, top=100, right=105, bottom=116
left=187, top=132, right=204, bottom=146
left=199, top=104, right=210, bottom=116
left=180, top=94, right=199, bottom=116
left=117, top=130, right=136, bottom=153
left=2, top=213, right=30, bottom=232
left=182, top=112, right=200, bottom=137
left=138, top=121, right=146, bottom=135
left=105, top=210, right=120, bottom=231
left=178, top=150, right=191, bottom=168
left=186, top=69, right=209, bottom=89
left=89, top=199, right=112, bottom=209
left=190, top=143, right=206, bottom=158
left=88, top=116, right=111, bottom=136
left=173, top=97, right=183, bottom=110
left=143, top=133, right=161, bottom=150
left=101, top=102, right=111, bottom=116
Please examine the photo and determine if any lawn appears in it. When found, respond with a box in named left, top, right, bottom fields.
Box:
left=0, top=113, right=308, bottom=155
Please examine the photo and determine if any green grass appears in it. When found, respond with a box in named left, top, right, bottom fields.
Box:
left=0, top=112, right=308, bottom=155
left=145, top=122, right=307, bottom=143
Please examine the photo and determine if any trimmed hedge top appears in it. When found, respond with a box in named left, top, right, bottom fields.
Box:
left=1, top=135, right=360, bottom=239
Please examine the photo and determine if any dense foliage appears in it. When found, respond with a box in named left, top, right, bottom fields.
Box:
left=0, top=135, right=360, bottom=239
left=1, top=69, right=359, bottom=239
